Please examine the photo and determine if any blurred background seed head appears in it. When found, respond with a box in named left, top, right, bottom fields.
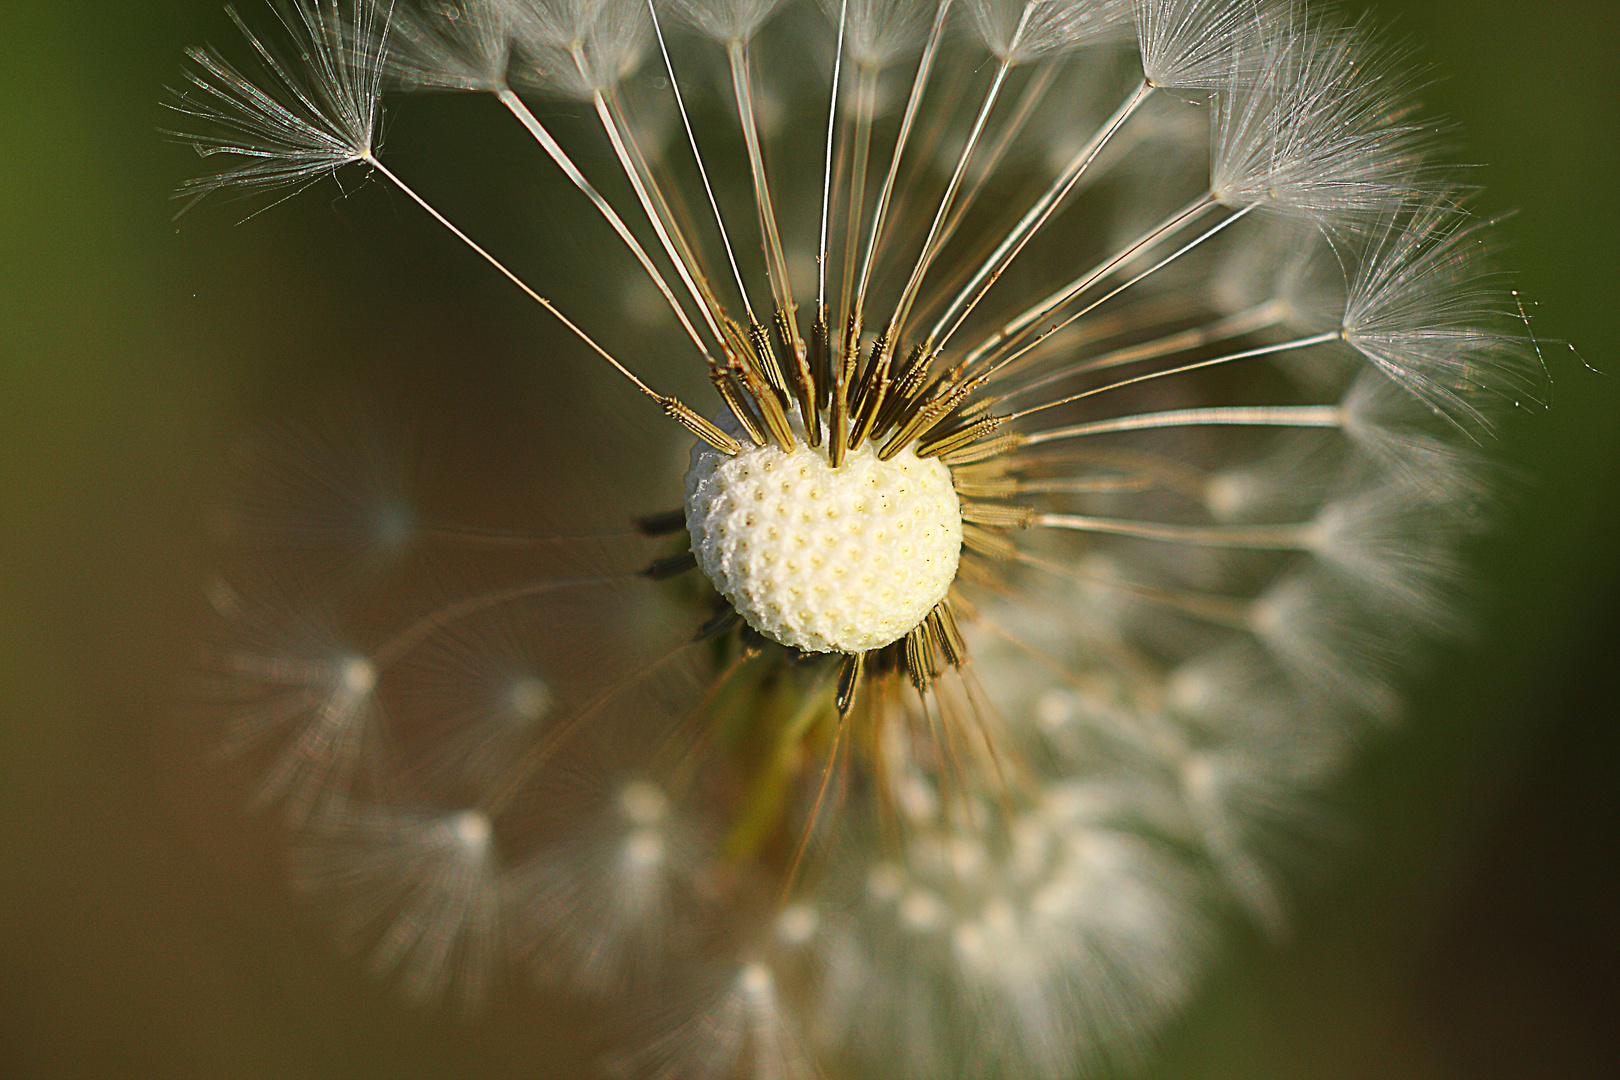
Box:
left=1, top=1, right=1616, bottom=1078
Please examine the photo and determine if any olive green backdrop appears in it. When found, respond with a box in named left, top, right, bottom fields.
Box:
left=1, top=1, right=1615, bottom=1077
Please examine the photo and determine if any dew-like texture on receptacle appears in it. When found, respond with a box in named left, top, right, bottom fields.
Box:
left=684, top=436, right=963, bottom=654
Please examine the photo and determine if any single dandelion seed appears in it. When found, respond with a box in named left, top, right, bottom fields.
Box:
left=167, top=0, right=392, bottom=212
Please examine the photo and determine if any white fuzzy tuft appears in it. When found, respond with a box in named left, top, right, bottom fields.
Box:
left=382, top=0, right=516, bottom=92
left=965, top=0, right=1136, bottom=63
left=291, top=802, right=503, bottom=1011
left=167, top=0, right=390, bottom=210
left=1211, top=19, right=1442, bottom=219
left=1134, top=0, right=1270, bottom=90
left=508, top=0, right=652, bottom=98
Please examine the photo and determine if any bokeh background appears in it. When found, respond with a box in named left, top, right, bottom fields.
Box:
left=2, top=1, right=1616, bottom=1076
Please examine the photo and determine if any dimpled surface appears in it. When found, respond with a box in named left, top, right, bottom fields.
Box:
left=685, top=435, right=963, bottom=654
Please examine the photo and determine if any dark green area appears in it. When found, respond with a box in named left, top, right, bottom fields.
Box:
left=1, top=1, right=1615, bottom=1076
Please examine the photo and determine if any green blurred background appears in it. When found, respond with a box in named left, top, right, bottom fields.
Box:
left=1, top=1, right=1615, bottom=1076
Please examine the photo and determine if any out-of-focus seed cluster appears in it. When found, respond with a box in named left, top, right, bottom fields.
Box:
left=174, top=0, right=1541, bottom=1075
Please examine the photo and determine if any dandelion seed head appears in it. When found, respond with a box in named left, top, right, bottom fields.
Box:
left=177, top=0, right=1546, bottom=1069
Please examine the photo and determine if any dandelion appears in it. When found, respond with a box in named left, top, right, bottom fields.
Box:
left=174, top=0, right=1541, bottom=1075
